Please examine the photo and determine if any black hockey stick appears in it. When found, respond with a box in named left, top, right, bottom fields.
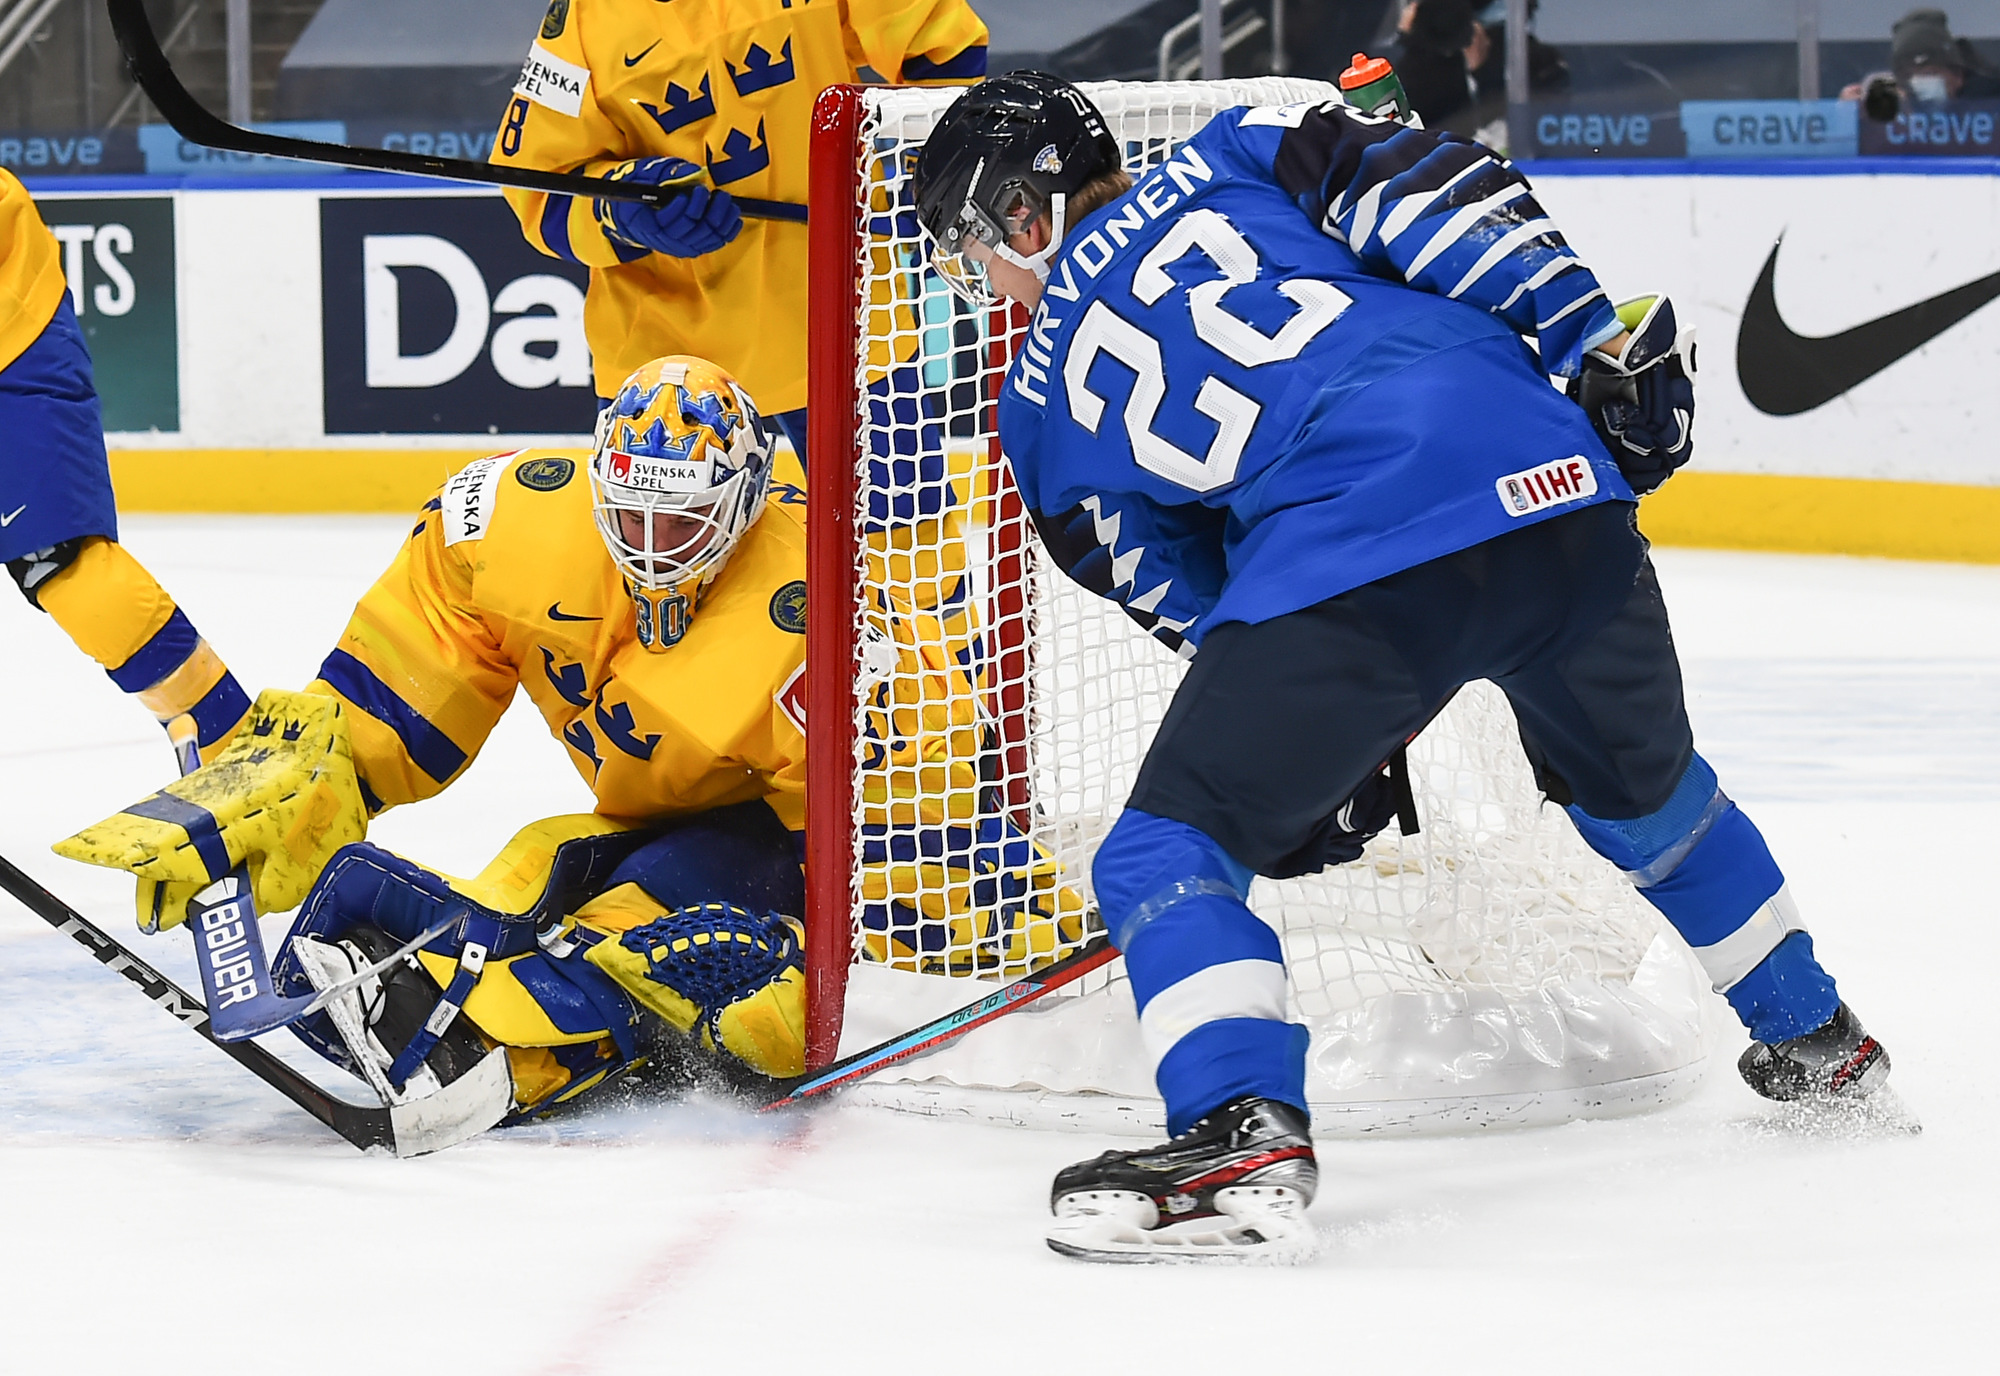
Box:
left=103, top=0, right=807, bottom=223
left=0, top=852, right=399, bottom=1150
left=757, top=935, right=1119, bottom=1110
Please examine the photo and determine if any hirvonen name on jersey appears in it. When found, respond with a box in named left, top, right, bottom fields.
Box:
left=516, top=42, right=590, bottom=118
left=1497, top=456, right=1599, bottom=517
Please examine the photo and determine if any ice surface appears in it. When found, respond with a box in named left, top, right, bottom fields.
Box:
left=2, top=518, right=1994, bottom=1372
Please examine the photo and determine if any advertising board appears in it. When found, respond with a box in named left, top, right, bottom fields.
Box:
left=319, top=195, right=596, bottom=435
left=31, top=195, right=178, bottom=432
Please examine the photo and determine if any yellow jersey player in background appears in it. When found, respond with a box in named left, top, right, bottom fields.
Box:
left=58, top=356, right=1086, bottom=1127
left=0, top=168, right=249, bottom=776
left=490, top=0, right=988, bottom=460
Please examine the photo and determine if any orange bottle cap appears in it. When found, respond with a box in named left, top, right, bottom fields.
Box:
left=1340, top=52, right=1394, bottom=89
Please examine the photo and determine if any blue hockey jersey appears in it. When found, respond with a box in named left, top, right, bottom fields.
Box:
left=996, top=100, right=1636, bottom=654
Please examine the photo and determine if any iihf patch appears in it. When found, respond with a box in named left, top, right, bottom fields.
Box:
left=515, top=456, right=575, bottom=491
left=1496, top=456, right=1599, bottom=518
left=1032, top=143, right=1064, bottom=174
left=769, top=580, right=807, bottom=633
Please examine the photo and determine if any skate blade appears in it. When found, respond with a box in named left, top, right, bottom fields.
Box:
left=1046, top=1186, right=1317, bottom=1265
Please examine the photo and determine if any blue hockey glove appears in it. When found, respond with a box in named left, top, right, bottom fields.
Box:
left=1567, top=295, right=1696, bottom=496
left=594, top=157, right=743, bottom=258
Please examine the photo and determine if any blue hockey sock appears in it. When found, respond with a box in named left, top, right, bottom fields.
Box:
left=1567, top=755, right=1840, bottom=1045
left=1094, top=810, right=1306, bottom=1134
left=1156, top=1019, right=1310, bottom=1136
left=1724, top=931, right=1840, bottom=1045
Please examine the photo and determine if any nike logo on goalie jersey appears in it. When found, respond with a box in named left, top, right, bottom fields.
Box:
left=0, top=505, right=24, bottom=526
left=1737, top=237, right=2000, bottom=415
left=548, top=603, right=600, bottom=622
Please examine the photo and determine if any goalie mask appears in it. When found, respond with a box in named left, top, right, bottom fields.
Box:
left=590, top=357, right=774, bottom=652
left=913, top=71, right=1122, bottom=306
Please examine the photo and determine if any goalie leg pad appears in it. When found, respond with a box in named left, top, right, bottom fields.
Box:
left=1094, top=811, right=1306, bottom=1136
left=1567, top=754, right=1839, bottom=1044
left=274, top=843, right=644, bottom=1087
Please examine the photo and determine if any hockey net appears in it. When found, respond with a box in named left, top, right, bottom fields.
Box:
left=803, top=79, right=1709, bottom=1136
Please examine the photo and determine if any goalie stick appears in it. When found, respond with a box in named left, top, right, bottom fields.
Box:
left=0, top=853, right=503, bottom=1157
left=103, top=0, right=807, bottom=223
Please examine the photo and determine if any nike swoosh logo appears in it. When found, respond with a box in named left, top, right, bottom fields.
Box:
left=623, top=39, right=662, bottom=66
left=1737, top=234, right=2000, bottom=416
left=548, top=603, right=601, bottom=622
left=0, top=505, right=23, bottom=526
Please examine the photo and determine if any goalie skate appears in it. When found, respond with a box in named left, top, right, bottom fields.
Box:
left=1046, top=1098, right=1319, bottom=1265
left=291, top=930, right=512, bottom=1154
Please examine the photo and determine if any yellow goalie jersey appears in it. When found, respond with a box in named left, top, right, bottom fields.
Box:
left=0, top=169, right=67, bottom=372
left=492, top=0, right=988, bottom=411
left=310, top=450, right=811, bottom=830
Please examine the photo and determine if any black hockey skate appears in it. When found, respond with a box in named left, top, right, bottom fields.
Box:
left=1738, top=1002, right=1889, bottom=1102
left=1047, top=1097, right=1318, bottom=1263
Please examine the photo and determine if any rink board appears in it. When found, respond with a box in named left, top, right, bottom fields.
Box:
left=24, top=161, right=2000, bottom=560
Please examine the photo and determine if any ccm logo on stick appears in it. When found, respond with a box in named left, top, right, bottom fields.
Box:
left=1497, top=457, right=1598, bottom=517
left=200, top=900, right=262, bottom=1009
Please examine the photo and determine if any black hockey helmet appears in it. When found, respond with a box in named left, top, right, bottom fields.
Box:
left=913, top=72, right=1122, bottom=304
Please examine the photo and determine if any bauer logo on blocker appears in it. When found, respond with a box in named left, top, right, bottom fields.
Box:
left=1497, top=456, right=1598, bottom=517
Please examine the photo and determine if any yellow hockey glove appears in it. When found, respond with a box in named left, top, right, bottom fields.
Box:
left=54, top=688, right=368, bottom=932
left=575, top=885, right=807, bottom=1078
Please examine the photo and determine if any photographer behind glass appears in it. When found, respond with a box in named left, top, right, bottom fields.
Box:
left=1844, top=8, right=2000, bottom=119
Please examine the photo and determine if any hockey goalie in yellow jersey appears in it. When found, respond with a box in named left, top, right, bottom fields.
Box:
left=57, top=356, right=1088, bottom=1123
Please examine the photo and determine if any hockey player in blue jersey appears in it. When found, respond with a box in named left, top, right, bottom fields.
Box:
left=913, top=73, right=1891, bottom=1263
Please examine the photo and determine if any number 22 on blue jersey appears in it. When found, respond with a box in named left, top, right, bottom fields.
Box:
left=1062, top=208, right=1351, bottom=493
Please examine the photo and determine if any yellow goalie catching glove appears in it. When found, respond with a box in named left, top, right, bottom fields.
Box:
left=568, top=884, right=807, bottom=1080
left=53, top=688, right=369, bottom=932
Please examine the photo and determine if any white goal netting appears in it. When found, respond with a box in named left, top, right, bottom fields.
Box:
left=816, top=79, right=1709, bottom=1136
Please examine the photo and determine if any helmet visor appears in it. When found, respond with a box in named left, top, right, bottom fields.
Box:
left=926, top=184, right=1042, bottom=307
